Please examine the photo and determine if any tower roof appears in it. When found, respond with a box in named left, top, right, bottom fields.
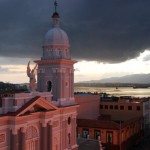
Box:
left=44, top=28, right=69, bottom=46
left=43, top=0, right=69, bottom=46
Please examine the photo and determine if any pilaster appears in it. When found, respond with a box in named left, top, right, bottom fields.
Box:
left=10, top=128, right=18, bottom=150
left=41, top=122, right=48, bottom=150
left=48, top=122, right=53, bottom=150
left=20, top=127, right=26, bottom=150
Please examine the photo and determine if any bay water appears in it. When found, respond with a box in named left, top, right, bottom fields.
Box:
left=74, top=86, right=150, bottom=97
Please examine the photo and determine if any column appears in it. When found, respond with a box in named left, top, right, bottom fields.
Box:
left=62, top=121, right=66, bottom=149
left=41, top=123, right=47, bottom=150
left=59, top=70, right=61, bottom=99
left=10, top=129, right=18, bottom=150
left=72, top=70, right=74, bottom=97
left=48, top=123, right=53, bottom=150
left=20, top=127, right=26, bottom=150
left=70, top=71, right=73, bottom=97
left=61, top=71, right=64, bottom=99
left=72, top=118, right=77, bottom=145
left=65, top=120, right=68, bottom=148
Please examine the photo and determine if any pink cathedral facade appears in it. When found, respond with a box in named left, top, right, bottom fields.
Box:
left=0, top=2, right=79, bottom=150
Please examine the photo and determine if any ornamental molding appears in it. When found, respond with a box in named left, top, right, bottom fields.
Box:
left=42, top=44, right=70, bottom=49
left=53, top=120, right=59, bottom=127
left=0, top=133, right=5, bottom=144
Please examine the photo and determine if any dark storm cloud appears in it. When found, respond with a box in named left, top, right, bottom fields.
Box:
left=0, top=0, right=150, bottom=63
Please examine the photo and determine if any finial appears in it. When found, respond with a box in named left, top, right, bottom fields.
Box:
left=52, top=0, right=60, bottom=19
left=54, top=0, right=58, bottom=12
left=52, top=0, right=60, bottom=26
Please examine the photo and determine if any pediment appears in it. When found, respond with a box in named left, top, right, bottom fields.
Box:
left=16, top=96, right=58, bottom=116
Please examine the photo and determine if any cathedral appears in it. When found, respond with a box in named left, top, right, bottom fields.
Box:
left=0, top=1, right=79, bottom=150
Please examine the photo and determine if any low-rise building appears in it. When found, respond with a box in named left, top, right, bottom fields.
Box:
left=77, top=117, right=143, bottom=150
left=76, top=94, right=147, bottom=150
left=100, top=97, right=150, bottom=135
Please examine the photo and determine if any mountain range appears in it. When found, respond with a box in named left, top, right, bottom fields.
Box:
left=79, top=74, right=150, bottom=84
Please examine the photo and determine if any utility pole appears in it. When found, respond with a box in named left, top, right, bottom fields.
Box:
left=120, top=121, right=122, bottom=150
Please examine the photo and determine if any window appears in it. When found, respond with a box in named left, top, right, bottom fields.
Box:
left=66, top=82, right=68, bottom=87
left=82, top=129, right=89, bottom=138
left=68, top=117, right=71, bottom=125
left=105, top=105, right=108, bottom=109
left=114, top=105, right=118, bottom=110
left=100, top=105, right=103, bottom=109
left=120, top=106, right=124, bottom=110
left=47, top=81, right=52, bottom=92
left=106, top=131, right=113, bottom=144
left=94, top=130, right=100, bottom=140
left=110, top=105, right=113, bottom=109
left=128, top=106, right=132, bottom=110
left=137, top=106, right=141, bottom=111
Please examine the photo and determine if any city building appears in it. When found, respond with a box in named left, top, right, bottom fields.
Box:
left=0, top=1, right=79, bottom=150
left=76, top=94, right=145, bottom=150
left=100, top=97, right=150, bottom=135
left=77, top=117, right=143, bottom=150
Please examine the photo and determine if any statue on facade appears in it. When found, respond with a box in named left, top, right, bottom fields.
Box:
left=27, top=61, right=38, bottom=92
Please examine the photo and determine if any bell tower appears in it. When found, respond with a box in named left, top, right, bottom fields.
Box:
left=35, top=1, right=77, bottom=106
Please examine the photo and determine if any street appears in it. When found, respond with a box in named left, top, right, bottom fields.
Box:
left=129, top=136, right=150, bottom=150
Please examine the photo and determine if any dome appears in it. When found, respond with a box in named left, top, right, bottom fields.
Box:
left=44, top=27, right=69, bottom=46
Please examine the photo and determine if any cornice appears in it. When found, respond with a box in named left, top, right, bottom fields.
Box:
left=34, top=59, right=77, bottom=65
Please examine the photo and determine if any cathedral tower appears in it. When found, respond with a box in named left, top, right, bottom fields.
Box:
left=35, top=1, right=77, bottom=105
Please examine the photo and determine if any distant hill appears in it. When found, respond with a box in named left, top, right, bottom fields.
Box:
left=79, top=74, right=150, bottom=84
left=0, top=82, right=28, bottom=93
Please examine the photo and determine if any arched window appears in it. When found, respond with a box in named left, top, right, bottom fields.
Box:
left=26, top=126, right=39, bottom=150
left=47, top=81, right=52, bottom=92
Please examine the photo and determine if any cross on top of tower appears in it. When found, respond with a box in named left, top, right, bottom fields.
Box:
left=54, top=0, right=58, bottom=12
left=52, top=0, right=60, bottom=18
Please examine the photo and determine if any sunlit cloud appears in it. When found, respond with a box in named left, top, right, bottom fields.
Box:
left=1, top=50, right=150, bottom=83
left=74, top=50, right=150, bottom=82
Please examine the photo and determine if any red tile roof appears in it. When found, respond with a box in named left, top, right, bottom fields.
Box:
left=77, top=119, right=120, bottom=130
left=77, top=116, right=142, bottom=130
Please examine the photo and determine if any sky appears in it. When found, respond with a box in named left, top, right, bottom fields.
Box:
left=1, top=0, right=150, bottom=83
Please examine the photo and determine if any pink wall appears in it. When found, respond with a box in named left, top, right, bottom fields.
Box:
left=75, top=95, right=100, bottom=119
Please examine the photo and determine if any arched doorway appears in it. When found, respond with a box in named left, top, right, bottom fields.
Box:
left=47, top=81, right=52, bottom=92
left=26, top=126, right=39, bottom=150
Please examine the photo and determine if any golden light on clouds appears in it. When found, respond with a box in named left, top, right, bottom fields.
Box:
left=1, top=50, right=150, bottom=83
left=74, top=50, right=150, bottom=82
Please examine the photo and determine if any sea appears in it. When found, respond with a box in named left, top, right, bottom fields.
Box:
left=74, top=86, right=150, bottom=98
